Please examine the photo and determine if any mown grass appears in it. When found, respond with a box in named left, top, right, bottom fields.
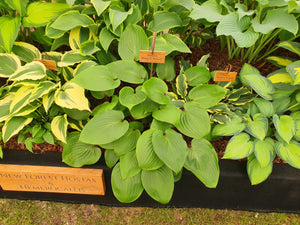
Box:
left=0, top=199, right=299, bottom=225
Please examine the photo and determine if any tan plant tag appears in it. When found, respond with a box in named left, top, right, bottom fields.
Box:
left=0, top=164, right=105, bottom=195
left=139, top=50, right=166, bottom=64
left=34, top=59, right=57, bottom=70
left=214, top=71, right=237, bottom=82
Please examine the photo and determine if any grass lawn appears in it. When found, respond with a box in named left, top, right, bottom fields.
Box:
left=0, top=199, right=299, bottom=225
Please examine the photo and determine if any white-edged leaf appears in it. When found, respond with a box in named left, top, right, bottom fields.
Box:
left=2, top=117, right=32, bottom=142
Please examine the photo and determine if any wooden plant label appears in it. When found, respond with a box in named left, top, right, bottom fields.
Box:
left=139, top=50, right=166, bottom=64
left=214, top=71, right=237, bottom=82
left=0, top=165, right=105, bottom=195
left=34, top=59, right=57, bottom=70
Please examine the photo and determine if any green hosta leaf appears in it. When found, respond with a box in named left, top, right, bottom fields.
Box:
left=0, top=94, right=14, bottom=122
left=152, top=104, right=181, bottom=125
left=74, top=60, right=97, bottom=76
left=253, top=98, right=274, bottom=118
left=286, top=61, right=300, bottom=85
left=239, top=63, right=260, bottom=86
left=113, top=128, right=141, bottom=156
left=130, top=98, right=159, bottom=119
left=185, top=66, right=211, bottom=86
left=188, top=85, right=226, bottom=109
left=55, top=82, right=90, bottom=111
left=143, top=77, right=170, bottom=105
left=9, top=61, right=46, bottom=81
left=278, top=41, right=300, bottom=56
left=58, top=51, right=95, bottom=67
left=156, top=57, right=175, bottom=81
left=136, top=129, right=164, bottom=170
left=107, top=60, right=147, bottom=84
left=254, top=138, right=275, bottom=168
left=91, top=0, right=111, bottom=16
left=223, top=133, right=254, bottom=159
left=51, top=114, right=68, bottom=143
left=273, top=115, right=296, bottom=144
left=12, top=42, right=41, bottom=63
left=109, top=7, right=133, bottom=31
left=153, top=34, right=191, bottom=55
left=267, top=69, right=293, bottom=84
left=148, top=11, right=182, bottom=33
left=120, top=150, right=141, bottom=179
left=9, top=86, right=34, bottom=114
left=43, top=130, right=55, bottom=145
left=275, top=141, right=300, bottom=169
left=111, top=163, right=143, bottom=203
left=79, top=40, right=100, bottom=55
left=0, top=16, right=21, bottom=53
left=99, top=27, right=117, bottom=52
left=23, top=2, right=69, bottom=27
left=2, top=117, right=32, bottom=143
left=92, top=95, right=118, bottom=116
left=272, top=97, right=290, bottom=115
left=72, top=65, right=120, bottom=91
left=141, top=165, right=174, bottom=204
left=62, top=132, right=101, bottom=167
left=189, top=0, right=223, bottom=22
left=46, top=21, right=66, bottom=39
left=212, top=116, right=245, bottom=137
left=118, top=24, right=149, bottom=61
left=50, top=10, right=95, bottom=31
left=152, top=129, right=187, bottom=174
left=243, top=74, right=274, bottom=100
left=80, top=110, right=129, bottom=145
left=150, top=119, right=173, bottom=132
left=0, top=53, right=21, bottom=77
left=4, top=0, right=28, bottom=17
left=247, top=154, right=273, bottom=185
left=184, top=139, right=219, bottom=188
left=252, top=9, right=298, bottom=35
left=176, top=102, right=210, bottom=138
left=119, top=86, right=147, bottom=110
left=291, top=111, right=300, bottom=141
left=245, top=114, right=268, bottom=140
left=105, top=149, right=119, bottom=168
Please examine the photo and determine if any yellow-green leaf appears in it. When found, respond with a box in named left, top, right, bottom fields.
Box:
left=51, top=114, right=68, bottom=143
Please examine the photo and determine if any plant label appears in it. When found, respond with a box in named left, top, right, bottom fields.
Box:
left=214, top=71, right=237, bottom=82
left=34, top=59, right=57, bottom=70
left=0, top=165, right=105, bottom=195
left=139, top=50, right=166, bottom=64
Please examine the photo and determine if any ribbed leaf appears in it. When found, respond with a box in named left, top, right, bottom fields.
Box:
left=254, top=138, right=275, bottom=168
left=247, top=154, right=273, bottom=185
left=109, top=7, right=132, bottom=31
left=104, top=149, right=119, bottom=168
left=120, top=150, right=141, bottom=179
left=51, top=114, right=68, bottom=143
left=266, top=56, right=294, bottom=68
left=58, top=51, right=95, bottom=67
left=113, top=128, right=141, bottom=156
left=190, top=0, right=222, bottom=22
left=245, top=114, right=268, bottom=140
left=2, top=117, right=32, bottom=142
left=267, top=69, right=293, bottom=84
left=4, top=0, right=28, bottom=16
left=275, top=141, right=300, bottom=169
left=223, top=133, right=253, bottom=159
left=273, top=115, right=296, bottom=144
left=152, top=104, right=181, bottom=125
left=253, top=98, right=274, bottom=118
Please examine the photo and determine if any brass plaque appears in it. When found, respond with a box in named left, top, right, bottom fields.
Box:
left=214, top=71, right=237, bottom=82
left=139, top=50, right=166, bottom=64
left=0, top=165, right=105, bottom=195
left=34, top=59, right=57, bottom=70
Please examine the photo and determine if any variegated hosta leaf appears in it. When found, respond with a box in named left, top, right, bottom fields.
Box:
left=278, top=41, right=300, bottom=56
left=51, top=114, right=68, bottom=143
left=266, top=56, right=294, bottom=68
left=9, top=61, right=46, bottom=81
left=69, top=26, right=96, bottom=51
left=55, top=82, right=90, bottom=111
left=42, top=91, right=56, bottom=113
left=245, top=114, right=268, bottom=141
left=267, top=69, right=293, bottom=84
left=273, top=114, right=296, bottom=144
left=253, top=138, right=276, bottom=168
left=253, top=98, right=274, bottom=118
left=9, top=86, right=35, bottom=114
left=29, top=81, right=57, bottom=103
left=286, top=61, right=300, bottom=85
left=176, top=72, right=188, bottom=99
left=12, top=42, right=41, bottom=63
left=0, top=94, right=14, bottom=122
left=212, top=116, right=245, bottom=137
left=0, top=53, right=21, bottom=77
left=223, top=133, right=253, bottom=159
left=247, top=154, right=273, bottom=185
left=275, top=141, right=300, bottom=169
left=2, top=117, right=33, bottom=142
left=12, top=102, right=40, bottom=117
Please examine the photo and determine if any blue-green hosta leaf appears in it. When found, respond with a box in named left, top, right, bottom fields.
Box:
left=247, top=154, right=273, bottom=185
left=58, top=51, right=95, bottom=67
left=148, top=11, right=182, bottom=33
left=243, top=73, right=274, bottom=100
left=23, top=2, right=69, bottom=27
left=286, top=61, right=300, bottom=85
left=107, top=60, right=147, bottom=84
left=0, top=16, right=21, bottom=53
left=252, top=9, right=298, bottom=35
left=223, top=133, right=254, bottom=159
left=91, top=0, right=111, bottom=16
left=80, top=110, right=129, bottom=145
left=176, top=102, right=211, bottom=139
left=273, top=114, right=296, bottom=144
left=0, top=94, right=14, bottom=122
left=120, top=150, right=141, bottom=179
left=156, top=57, right=176, bottom=81
left=118, top=24, right=149, bottom=61
left=105, top=149, right=119, bottom=168
left=12, top=42, right=41, bottom=63
left=141, top=165, right=174, bottom=204
left=9, top=61, right=46, bottom=81
left=239, top=63, right=260, bottom=86
left=119, top=86, right=147, bottom=110
left=152, top=129, right=187, bottom=174
left=245, top=114, right=268, bottom=140
left=136, top=129, right=164, bottom=170
left=254, top=138, right=275, bottom=168
left=185, top=66, right=211, bottom=86
left=216, top=13, right=259, bottom=48
left=189, top=0, right=223, bottom=22
left=111, top=163, right=143, bottom=203
left=0, top=53, right=21, bottom=77
left=275, top=141, right=300, bottom=169
left=99, top=27, right=117, bottom=52
left=152, top=104, right=181, bottom=125
left=212, top=116, right=246, bottom=137
left=143, top=77, right=170, bottom=105
left=2, top=117, right=33, bottom=143
left=62, top=132, right=101, bottom=167
left=188, top=84, right=226, bottom=109
left=72, top=65, right=120, bottom=91
left=278, top=41, right=300, bottom=56
left=184, top=139, right=219, bottom=188
left=112, top=128, right=141, bottom=156
left=253, top=98, right=275, bottom=118
left=51, top=114, right=68, bottom=143
left=55, top=82, right=90, bottom=111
